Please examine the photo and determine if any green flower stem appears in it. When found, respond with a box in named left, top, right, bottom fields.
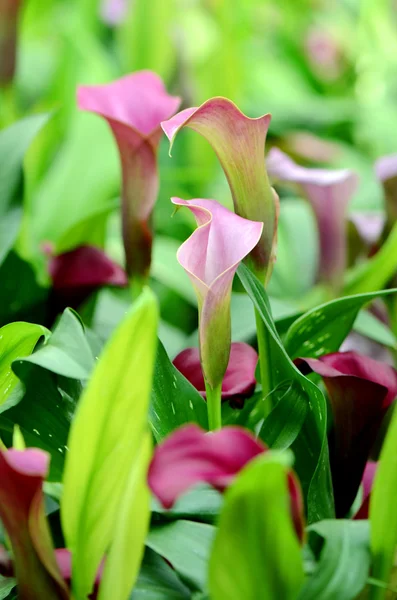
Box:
left=205, top=381, right=222, bottom=431
left=255, top=308, right=273, bottom=419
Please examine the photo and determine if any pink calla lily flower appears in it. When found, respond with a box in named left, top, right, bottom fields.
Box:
left=78, top=72, right=181, bottom=279
left=173, top=342, right=258, bottom=408
left=0, top=448, right=69, bottom=599
left=148, top=424, right=305, bottom=542
left=173, top=198, right=263, bottom=391
left=267, top=148, right=358, bottom=289
left=100, top=0, right=128, bottom=25
left=162, top=99, right=277, bottom=281
left=296, top=351, right=397, bottom=516
left=0, top=0, right=22, bottom=85
left=375, top=153, right=397, bottom=232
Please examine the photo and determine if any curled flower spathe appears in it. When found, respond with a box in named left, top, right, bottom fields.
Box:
left=173, top=198, right=263, bottom=390
left=162, top=99, right=277, bottom=282
left=267, top=148, right=358, bottom=289
left=78, top=71, right=181, bottom=280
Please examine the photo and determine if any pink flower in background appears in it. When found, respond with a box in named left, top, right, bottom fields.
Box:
left=162, top=99, right=278, bottom=282
left=148, top=424, right=305, bottom=542
left=375, top=153, right=397, bottom=232
left=173, top=342, right=258, bottom=408
left=267, top=148, right=358, bottom=289
left=0, top=0, right=23, bottom=85
left=296, top=351, right=397, bottom=516
left=78, top=72, right=181, bottom=279
left=0, top=448, right=69, bottom=599
left=173, top=198, right=263, bottom=391
left=100, top=0, right=128, bottom=25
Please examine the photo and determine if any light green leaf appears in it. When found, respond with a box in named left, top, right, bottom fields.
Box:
left=146, top=520, right=216, bottom=592
left=354, top=310, right=397, bottom=349
left=0, top=321, right=48, bottom=407
left=0, top=114, right=49, bottom=265
left=300, top=520, right=370, bottom=600
left=209, top=454, right=304, bottom=600
left=284, top=289, right=397, bottom=359
left=370, top=392, right=397, bottom=600
left=238, top=263, right=334, bottom=522
left=131, top=548, right=190, bottom=599
left=22, top=308, right=95, bottom=380
left=61, top=288, right=158, bottom=600
left=98, top=432, right=152, bottom=600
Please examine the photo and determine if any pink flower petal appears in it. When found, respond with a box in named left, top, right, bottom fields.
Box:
left=296, top=352, right=397, bottom=516
left=375, top=154, right=397, bottom=232
left=267, top=148, right=358, bottom=288
left=77, top=72, right=181, bottom=278
left=0, top=449, right=68, bottom=599
left=173, top=198, right=263, bottom=388
left=100, top=0, right=128, bottom=25
left=350, top=212, right=385, bottom=246
left=55, top=549, right=103, bottom=599
left=173, top=342, right=258, bottom=407
left=354, top=461, right=378, bottom=520
left=148, top=424, right=266, bottom=508
left=162, top=99, right=276, bottom=279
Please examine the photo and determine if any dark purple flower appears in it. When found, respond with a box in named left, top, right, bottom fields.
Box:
left=48, top=244, right=127, bottom=309
left=148, top=424, right=305, bottom=542
left=296, top=351, right=397, bottom=516
left=173, top=342, right=258, bottom=408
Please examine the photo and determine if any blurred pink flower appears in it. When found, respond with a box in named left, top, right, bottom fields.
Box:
left=173, top=342, right=258, bottom=408
left=173, top=198, right=263, bottom=390
left=78, top=72, right=180, bottom=279
left=267, top=148, right=358, bottom=289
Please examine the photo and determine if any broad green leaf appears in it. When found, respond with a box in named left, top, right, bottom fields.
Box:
left=0, top=577, right=16, bottom=600
left=98, top=432, right=152, bottom=600
left=284, top=289, right=397, bottom=359
left=0, top=321, right=48, bottom=406
left=209, top=454, right=304, bottom=600
left=0, top=362, right=80, bottom=480
left=61, top=289, right=158, bottom=600
left=370, top=390, right=397, bottom=600
left=238, top=263, right=334, bottom=522
left=131, top=548, right=190, bottom=599
left=0, top=114, right=49, bottom=265
left=299, top=520, right=370, bottom=600
left=22, top=309, right=95, bottom=380
left=344, top=222, right=397, bottom=295
left=146, top=520, right=216, bottom=592
left=152, top=486, right=223, bottom=524
left=150, top=341, right=208, bottom=441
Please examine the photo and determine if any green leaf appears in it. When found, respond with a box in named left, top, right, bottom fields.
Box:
left=0, top=321, right=48, bottom=407
left=237, top=263, right=334, bottom=522
left=61, top=289, right=159, bottom=600
left=354, top=310, right=397, bottom=349
left=299, top=520, right=370, bottom=600
left=150, top=341, right=208, bottom=441
left=369, top=389, right=397, bottom=600
left=146, top=520, right=216, bottom=592
left=284, top=289, right=397, bottom=360
left=0, top=577, right=16, bottom=600
left=344, top=222, right=397, bottom=295
left=209, top=454, right=304, bottom=600
left=131, top=548, right=190, bottom=599
left=98, top=433, right=152, bottom=600
left=21, top=308, right=95, bottom=380
left=152, top=237, right=197, bottom=306
left=151, top=486, right=223, bottom=524
left=0, top=114, right=49, bottom=265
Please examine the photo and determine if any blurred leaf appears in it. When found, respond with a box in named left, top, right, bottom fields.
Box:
left=284, top=289, right=397, bottom=359
left=61, top=289, right=158, bottom=600
left=370, top=386, right=397, bottom=600
left=238, top=263, right=334, bottom=522
left=146, top=520, right=216, bottom=592
left=98, top=433, right=152, bottom=600
left=0, top=577, right=16, bottom=599
left=354, top=310, right=397, bottom=349
left=21, top=308, right=95, bottom=380
left=0, top=321, right=48, bottom=407
left=151, top=486, right=223, bottom=525
left=152, top=237, right=197, bottom=306
left=300, top=520, right=370, bottom=600
left=117, top=0, right=176, bottom=79
left=209, top=454, right=304, bottom=600
left=0, top=114, right=49, bottom=265
left=150, top=341, right=208, bottom=441
left=269, top=198, right=318, bottom=299
left=131, top=548, right=190, bottom=599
